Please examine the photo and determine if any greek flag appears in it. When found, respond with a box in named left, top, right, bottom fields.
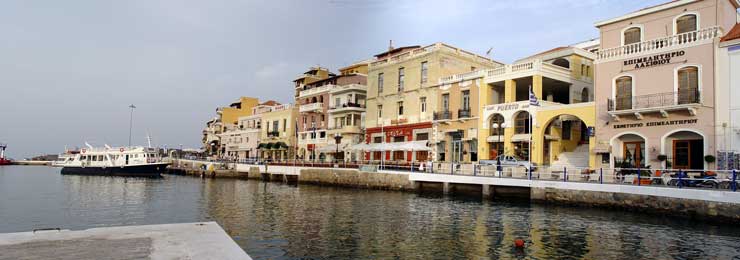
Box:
left=529, top=85, right=539, bottom=106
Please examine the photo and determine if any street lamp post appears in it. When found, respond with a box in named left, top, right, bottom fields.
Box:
left=128, top=104, right=136, bottom=146
left=492, top=122, right=503, bottom=174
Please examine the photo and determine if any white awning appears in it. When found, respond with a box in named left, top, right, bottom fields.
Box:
left=511, top=134, right=532, bottom=142
left=352, top=141, right=431, bottom=152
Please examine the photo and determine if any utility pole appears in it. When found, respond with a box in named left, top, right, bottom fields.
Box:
left=128, top=104, right=136, bottom=146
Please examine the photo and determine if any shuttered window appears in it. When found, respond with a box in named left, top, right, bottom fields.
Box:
left=624, top=27, right=641, bottom=45
left=677, top=66, right=699, bottom=104
left=615, top=76, right=632, bottom=110
left=676, top=14, right=697, bottom=34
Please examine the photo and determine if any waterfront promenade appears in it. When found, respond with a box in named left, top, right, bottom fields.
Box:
left=171, top=158, right=740, bottom=220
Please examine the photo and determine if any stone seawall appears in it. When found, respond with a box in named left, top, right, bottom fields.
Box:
left=532, top=187, right=740, bottom=221
left=299, top=168, right=414, bottom=191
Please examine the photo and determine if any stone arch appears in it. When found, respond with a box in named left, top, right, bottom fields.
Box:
left=660, top=128, right=707, bottom=170
left=552, top=58, right=570, bottom=69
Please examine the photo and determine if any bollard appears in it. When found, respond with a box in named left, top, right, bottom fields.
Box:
left=450, top=162, right=454, bottom=175
left=732, top=170, right=737, bottom=192
left=678, top=169, right=684, bottom=188
left=637, top=167, right=641, bottom=186
left=563, top=167, right=567, bottom=182
left=528, top=166, right=532, bottom=180
left=473, top=164, right=477, bottom=176
left=599, top=168, right=603, bottom=184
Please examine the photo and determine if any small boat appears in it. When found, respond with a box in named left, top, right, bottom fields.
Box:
left=53, top=145, right=169, bottom=177
left=0, top=143, right=11, bottom=165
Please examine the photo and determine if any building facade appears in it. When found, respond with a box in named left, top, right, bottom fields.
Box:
left=717, top=23, right=740, bottom=169
left=325, top=62, right=369, bottom=162
left=365, top=43, right=500, bottom=163
left=219, top=101, right=281, bottom=160
left=201, top=96, right=260, bottom=157
left=593, top=0, right=739, bottom=170
left=258, top=104, right=298, bottom=161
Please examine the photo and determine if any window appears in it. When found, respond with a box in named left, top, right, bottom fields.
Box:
left=320, top=131, right=326, bottom=138
left=677, top=66, right=699, bottom=104
left=442, top=94, right=450, bottom=111
left=377, top=73, right=384, bottom=96
left=562, top=121, right=572, bottom=140
left=623, top=27, right=642, bottom=45
left=273, top=121, right=279, bottom=133
left=581, top=64, right=586, bottom=75
left=490, top=114, right=504, bottom=136
left=676, top=14, right=697, bottom=34
left=420, top=61, right=428, bottom=83
left=377, top=105, right=383, bottom=118
left=415, top=133, right=429, bottom=141
left=335, top=97, right=340, bottom=107
left=462, top=90, right=470, bottom=110
left=398, top=67, right=405, bottom=91
left=420, top=97, right=427, bottom=113
left=397, top=101, right=404, bottom=116
left=373, top=136, right=382, bottom=143
left=581, top=88, right=589, bottom=102
left=615, top=76, right=633, bottom=110
left=393, top=136, right=405, bottom=160
left=553, top=58, right=569, bottom=69
left=515, top=111, right=531, bottom=134
left=283, top=119, right=286, bottom=131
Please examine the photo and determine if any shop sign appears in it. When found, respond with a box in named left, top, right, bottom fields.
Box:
left=587, top=126, right=595, bottom=137
left=624, top=50, right=685, bottom=69
left=612, top=119, right=697, bottom=129
left=486, top=103, right=526, bottom=112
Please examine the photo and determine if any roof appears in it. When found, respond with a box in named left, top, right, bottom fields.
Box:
left=260, top=100, right=280, bottom=106
left=373, top=45, right=421, bottom=58
left=721, top=23, right=740, bottom=42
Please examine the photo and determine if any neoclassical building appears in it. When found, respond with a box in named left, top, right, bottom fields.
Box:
left=593, top=0, right=739, bottom=170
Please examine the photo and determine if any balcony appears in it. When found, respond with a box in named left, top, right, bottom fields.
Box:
left=330, top=84, right=367, bottom=94
left=458, top=109, right=472, bottom=119
left=484, top=59, right=571, bottom=83
left=434, top=111, right=452, bottom=120
left=267, top=131, right=280, bottom=138
left=607, top=89, right=701, bottom=120
left=596, top=26, right=721, bottom=62
left=328, top=125, right=362, bottom=134
left=298, top=85, right=333, bottom=98
left=299, top=102, right=323, bottom=113
left=329, top=102, right=365, bottom=113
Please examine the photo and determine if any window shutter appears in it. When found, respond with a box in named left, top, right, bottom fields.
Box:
left=624, top=28, right=641, bottom=45
left=677, top=15, right=697, bottom=34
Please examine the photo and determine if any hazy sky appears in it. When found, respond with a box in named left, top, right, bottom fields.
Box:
left=0, top=0, right=669, bottom=158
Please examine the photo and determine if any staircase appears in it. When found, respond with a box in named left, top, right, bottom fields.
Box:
left=550, top=144, right=589, bottom=169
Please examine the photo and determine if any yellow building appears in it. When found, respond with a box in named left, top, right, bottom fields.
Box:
left=365, top=42, right=501, bottom=162
left=465, top=46, right=597, bottom=168
left=258, top=104, right=298, bottom=161
left=219, top=97, right=260, bottom=127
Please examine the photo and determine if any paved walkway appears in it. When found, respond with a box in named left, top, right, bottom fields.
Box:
left=0, top=222, right=251, bottom=260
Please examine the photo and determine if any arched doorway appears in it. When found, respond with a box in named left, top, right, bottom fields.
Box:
left=488, top=113, right=505, bottom=159
left=542, top=114, right=589, bottom=167
left=662, top=130, right=705, bottom=170
left=611, top=132, right=647, bottom=168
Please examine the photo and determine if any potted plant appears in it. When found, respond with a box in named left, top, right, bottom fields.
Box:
left=656, top=154, right=668, bottom=174
left=657, top=154, right=668, bottom=162
left=704, top=155, right=716, bottom=164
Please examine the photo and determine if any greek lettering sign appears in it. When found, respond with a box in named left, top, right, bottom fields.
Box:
left=612, top=119, right=697, bottom=129
left=623, top=51, right=685, bottom=69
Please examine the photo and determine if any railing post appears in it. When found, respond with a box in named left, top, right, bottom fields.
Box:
left=563, top=167, right=567, bottom=182
left=732, top=170, right=737, bottom=192
left=473, top=164, right=477, bottom=176
left=450, top=162, right=454, bottom=175
left=678, top=169, right=683, bottom=188
left=599, top=168, right=603, bottom=184
left=528, top=166, right=532, bottom=180
left=637, top=167, right=641, bottom=186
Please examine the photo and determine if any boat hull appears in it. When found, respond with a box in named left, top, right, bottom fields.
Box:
left=60, top=163, right=169, bottom=178
left=0, top=159, right=11, bottom=166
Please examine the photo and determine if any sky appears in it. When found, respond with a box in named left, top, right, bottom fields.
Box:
left=0, top=0, right=670, bottom=158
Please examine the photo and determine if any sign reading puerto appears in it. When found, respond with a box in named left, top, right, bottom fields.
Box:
left=624, top=50, right=685, bottom=69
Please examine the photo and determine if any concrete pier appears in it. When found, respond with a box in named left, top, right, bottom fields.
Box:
left=0, top=222, right=251, bottom=260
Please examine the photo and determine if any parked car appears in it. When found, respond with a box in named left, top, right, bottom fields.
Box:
left=479, top=155, right=534, bottom=169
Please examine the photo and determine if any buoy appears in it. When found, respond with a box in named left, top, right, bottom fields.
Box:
left=514, top=239, right=525, bottom=248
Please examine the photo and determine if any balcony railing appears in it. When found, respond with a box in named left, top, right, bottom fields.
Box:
left=607, top=89, right=700, bottom=112
left=299, top=102, right=323, bottom=113
left=458, top=109, right=471, bottom=119
left=267, top=131, right=280, bottom=137
left=329, top=102, right=365, bottom=110
left=434, top=111, right=452, bottom=120
left=484, top=59, right=571, bottom=81
left=597, top=26, right=721, bottom=61
left=298, top=85, right=334, bottom=98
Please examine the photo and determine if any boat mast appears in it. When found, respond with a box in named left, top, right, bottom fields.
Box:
left=128, top=104, right=136, bottom=147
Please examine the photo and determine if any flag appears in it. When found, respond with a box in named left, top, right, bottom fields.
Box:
left=529, top=85, right=539, bottom=106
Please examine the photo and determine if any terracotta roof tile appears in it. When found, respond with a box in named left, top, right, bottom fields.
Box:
left=721, top=23, right=740, bottom=42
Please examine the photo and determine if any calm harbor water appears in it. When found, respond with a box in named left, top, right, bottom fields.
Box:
left=1, top=166, right=740, bottom=259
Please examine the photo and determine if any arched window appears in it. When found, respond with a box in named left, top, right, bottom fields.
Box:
left=553, top=58, right=569, bottom=69
left=581, top=88, right=589, bottom=102
left=615, top=76, right=632, bottom=110
left=515, top=111, right=531, bottom=134
left=676, top=14, right=697, bottom=34
left=490, top=114, right=504, bottom=136
left=677, top=66, right=699, bottom=104
left=311, top=97, right=317, bottom=103
left=623, top=27, right=642, bottom=45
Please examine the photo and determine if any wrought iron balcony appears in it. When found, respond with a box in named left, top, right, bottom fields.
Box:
left=607, top=89, right=700, bottom=112
left=434, top=111, right=452, bottom=120
left=458, top=109, right=471, bottom=119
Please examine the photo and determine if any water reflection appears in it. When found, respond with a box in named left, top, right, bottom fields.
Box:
left=1, top=166, right=740, bottom=260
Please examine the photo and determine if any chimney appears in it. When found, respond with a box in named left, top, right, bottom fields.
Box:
left=388, top=40, right=394, bottom=51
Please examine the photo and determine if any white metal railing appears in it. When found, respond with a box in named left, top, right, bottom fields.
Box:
left=299, top=85, right=334, bottom=98
left=597, top=26, right=721, bottom=60
left=299, top=102, right=323, bottom=113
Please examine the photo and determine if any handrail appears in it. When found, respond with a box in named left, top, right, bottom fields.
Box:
left=597, top=26, right=721, bottom=60
left=607, top=89, right=700, bottom=111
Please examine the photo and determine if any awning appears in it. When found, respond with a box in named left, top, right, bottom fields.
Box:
left=317, top=143, right=348, bottom=153
left=273, top=142, right=288, bottom=150
left=544, top=134, right=560, bottom=140
left=511, top=134, right=531, bottom=142
left=592, top=143, right=611, bottom=153
left=256, top=143, right=266, bottom=149
left=358, top=140, right=431, bottom=152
